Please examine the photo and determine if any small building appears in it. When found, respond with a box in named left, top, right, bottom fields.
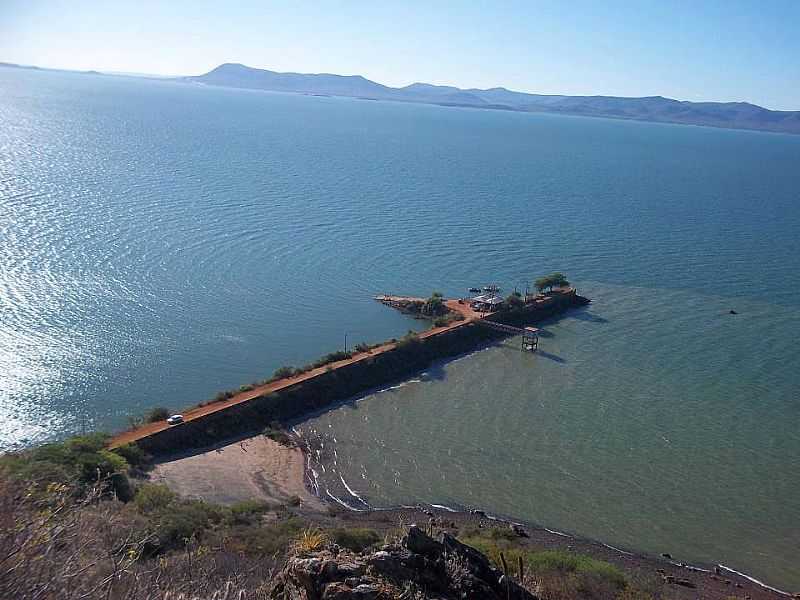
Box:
left=470, top=293, right=505, bottom=312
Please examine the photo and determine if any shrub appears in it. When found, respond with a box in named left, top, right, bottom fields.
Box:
left=292, top=528, right=328, bottom=554
left=329, top=527, right=381, bottom=552
left=0, top=433, right=129, bottom=491
left=134, top=482, right=176, bottom=513
left=535, top=272, right=570, bottom=292
left=145, top=407, right=170, bottom=423
left=396, top=331, right=421, bottom=351
left=272, top=366, right=297, bottom=380
left=154, top=500, right=226, bottom=548
left=421, top=292, right=447, bottom=317
left=213, top=390, right=235, bottom=403
left=263, top=423, right=294, bottom=447
left=310, top=351, right=353, bottom=369
left=459, top=529, right=627, bottom=597
left=224, top=517, right=306, bottom=556
left=528, top=550, right=626, bottom=588
left=354, top=342, right=371, bottom=353
left=112, top=443, right=150, bottom=467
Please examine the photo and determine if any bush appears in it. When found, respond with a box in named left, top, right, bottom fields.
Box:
left=396, top=331, right=421, bottom=351
left=535, top=272, right=570, bottom=292
left=224, top=517, right=306, bottom=556
left=0, top=433, right=129, bottom=489
left=145, top=407, right=170, bottom=423
left=154, top=500, right=226, bottom=548
left=213, top=390, right=235, bottom=402
left=228, top=499, right=275, bottom=525
left=310, top=351, right=353, bottom=369
left=526, top=550, right=626, bottom=588
left=134, top=482, right=176, bottom=513
left=272, top=366, right=297, bottom=380
left=329, top=527, right=381, bottom=552
left=263, top=423, right=294, bottom=447
left=459, top=529, right=627, bottom=597
left=421, top=292, right=447, bottom=317
left=112, top=443, right=150, bottom=468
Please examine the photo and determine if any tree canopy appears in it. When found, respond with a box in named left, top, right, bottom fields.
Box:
left=534, top=272, right=570, bottom=292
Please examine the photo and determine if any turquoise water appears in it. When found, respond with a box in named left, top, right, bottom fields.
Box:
left=2, top=66, right=799, bottom=588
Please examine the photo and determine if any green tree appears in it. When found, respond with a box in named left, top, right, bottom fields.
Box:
left=534, top=272, right=570, bottom=292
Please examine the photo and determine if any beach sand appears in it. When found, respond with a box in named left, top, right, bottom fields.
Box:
left=149, top=435, right=324, bottom=511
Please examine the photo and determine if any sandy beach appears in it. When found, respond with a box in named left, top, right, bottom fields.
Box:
left=150, top=435, right=324, bottom=510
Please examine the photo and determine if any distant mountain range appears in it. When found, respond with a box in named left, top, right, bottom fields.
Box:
left=186, top=63, right=800, bottom=135
left=3, top=59, right=798, bottom=134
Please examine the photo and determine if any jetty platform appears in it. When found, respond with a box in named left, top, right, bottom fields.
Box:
left=110, top=288, right=579, bottom=449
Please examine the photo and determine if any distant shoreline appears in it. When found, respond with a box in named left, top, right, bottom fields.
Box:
left=3, top=61, right=799, bottom=136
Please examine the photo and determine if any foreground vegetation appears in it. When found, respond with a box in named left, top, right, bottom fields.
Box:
left=0, top=432, right=679, bottom=600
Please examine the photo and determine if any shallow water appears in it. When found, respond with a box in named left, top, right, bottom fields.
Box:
left=1, top=66, right=799, bottom=588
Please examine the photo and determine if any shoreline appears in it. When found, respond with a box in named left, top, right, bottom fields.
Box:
left=144, top=400, right=794, bottom=598
left=289, top=426, right=793, bottom=598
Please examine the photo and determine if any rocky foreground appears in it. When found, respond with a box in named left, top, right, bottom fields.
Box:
left=272, top=525, right=535, bottom=600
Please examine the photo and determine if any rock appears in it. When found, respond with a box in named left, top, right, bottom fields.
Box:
left=510, top=523, right=529, bottom=537
left=472, top=509, right=487, bottom=517
left=714, top=566, right=723, bottom=575
left=404, top=525, right=442, bottom=557
left=321, top=560, right=339, bottom=581
left=270, top=525, right=538, bottom=600
left=336, top=562, right=365, bottom=578
left=730, top=309, right=738, bottom=314
left=661, top=552, right=673, bottom=559
left=351, top=584, right=379, bottom=599
left=322, top=582, right=352, bottom=599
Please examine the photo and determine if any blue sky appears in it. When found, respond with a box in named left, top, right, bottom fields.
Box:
left=1, top=0, right=798, bottom=110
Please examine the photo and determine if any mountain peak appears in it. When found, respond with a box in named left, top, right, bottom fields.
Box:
left=185, top=63, right=800, bottom=135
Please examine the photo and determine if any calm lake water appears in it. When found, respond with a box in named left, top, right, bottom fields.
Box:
left=1, top=66, right=799, bottom=589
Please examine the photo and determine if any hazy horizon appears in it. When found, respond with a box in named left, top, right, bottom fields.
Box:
left=3, top=58, right=799, bottom=113
left=1, top=0, right=799, bottom=111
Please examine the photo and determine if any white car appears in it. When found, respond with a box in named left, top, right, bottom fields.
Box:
left=166, top=414, right=184, bottom=425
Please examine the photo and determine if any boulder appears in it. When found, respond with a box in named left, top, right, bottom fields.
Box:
left=270, top=526, right=537, bottom=600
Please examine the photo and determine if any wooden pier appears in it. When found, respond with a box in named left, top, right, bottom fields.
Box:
left=473, top=319, right=539, bottom=352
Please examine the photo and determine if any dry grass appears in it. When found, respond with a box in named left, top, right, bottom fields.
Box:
left=290, top=527, right=328, bottom=555
left=0, top=475, right=274, bottom=599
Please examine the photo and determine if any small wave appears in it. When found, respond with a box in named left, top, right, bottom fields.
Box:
left=339, top=474, right=370, bottom=507
left=430, top=503, right=458, bottom=512
left=325, top=489, right=364, bottom=511
left=718, top=564, right=791, bottom=596
left=544, top=528, right=570, bottom=537
left=601, top=542, right=633, bottom=556
left=375, top=378, right=422, bottom=393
